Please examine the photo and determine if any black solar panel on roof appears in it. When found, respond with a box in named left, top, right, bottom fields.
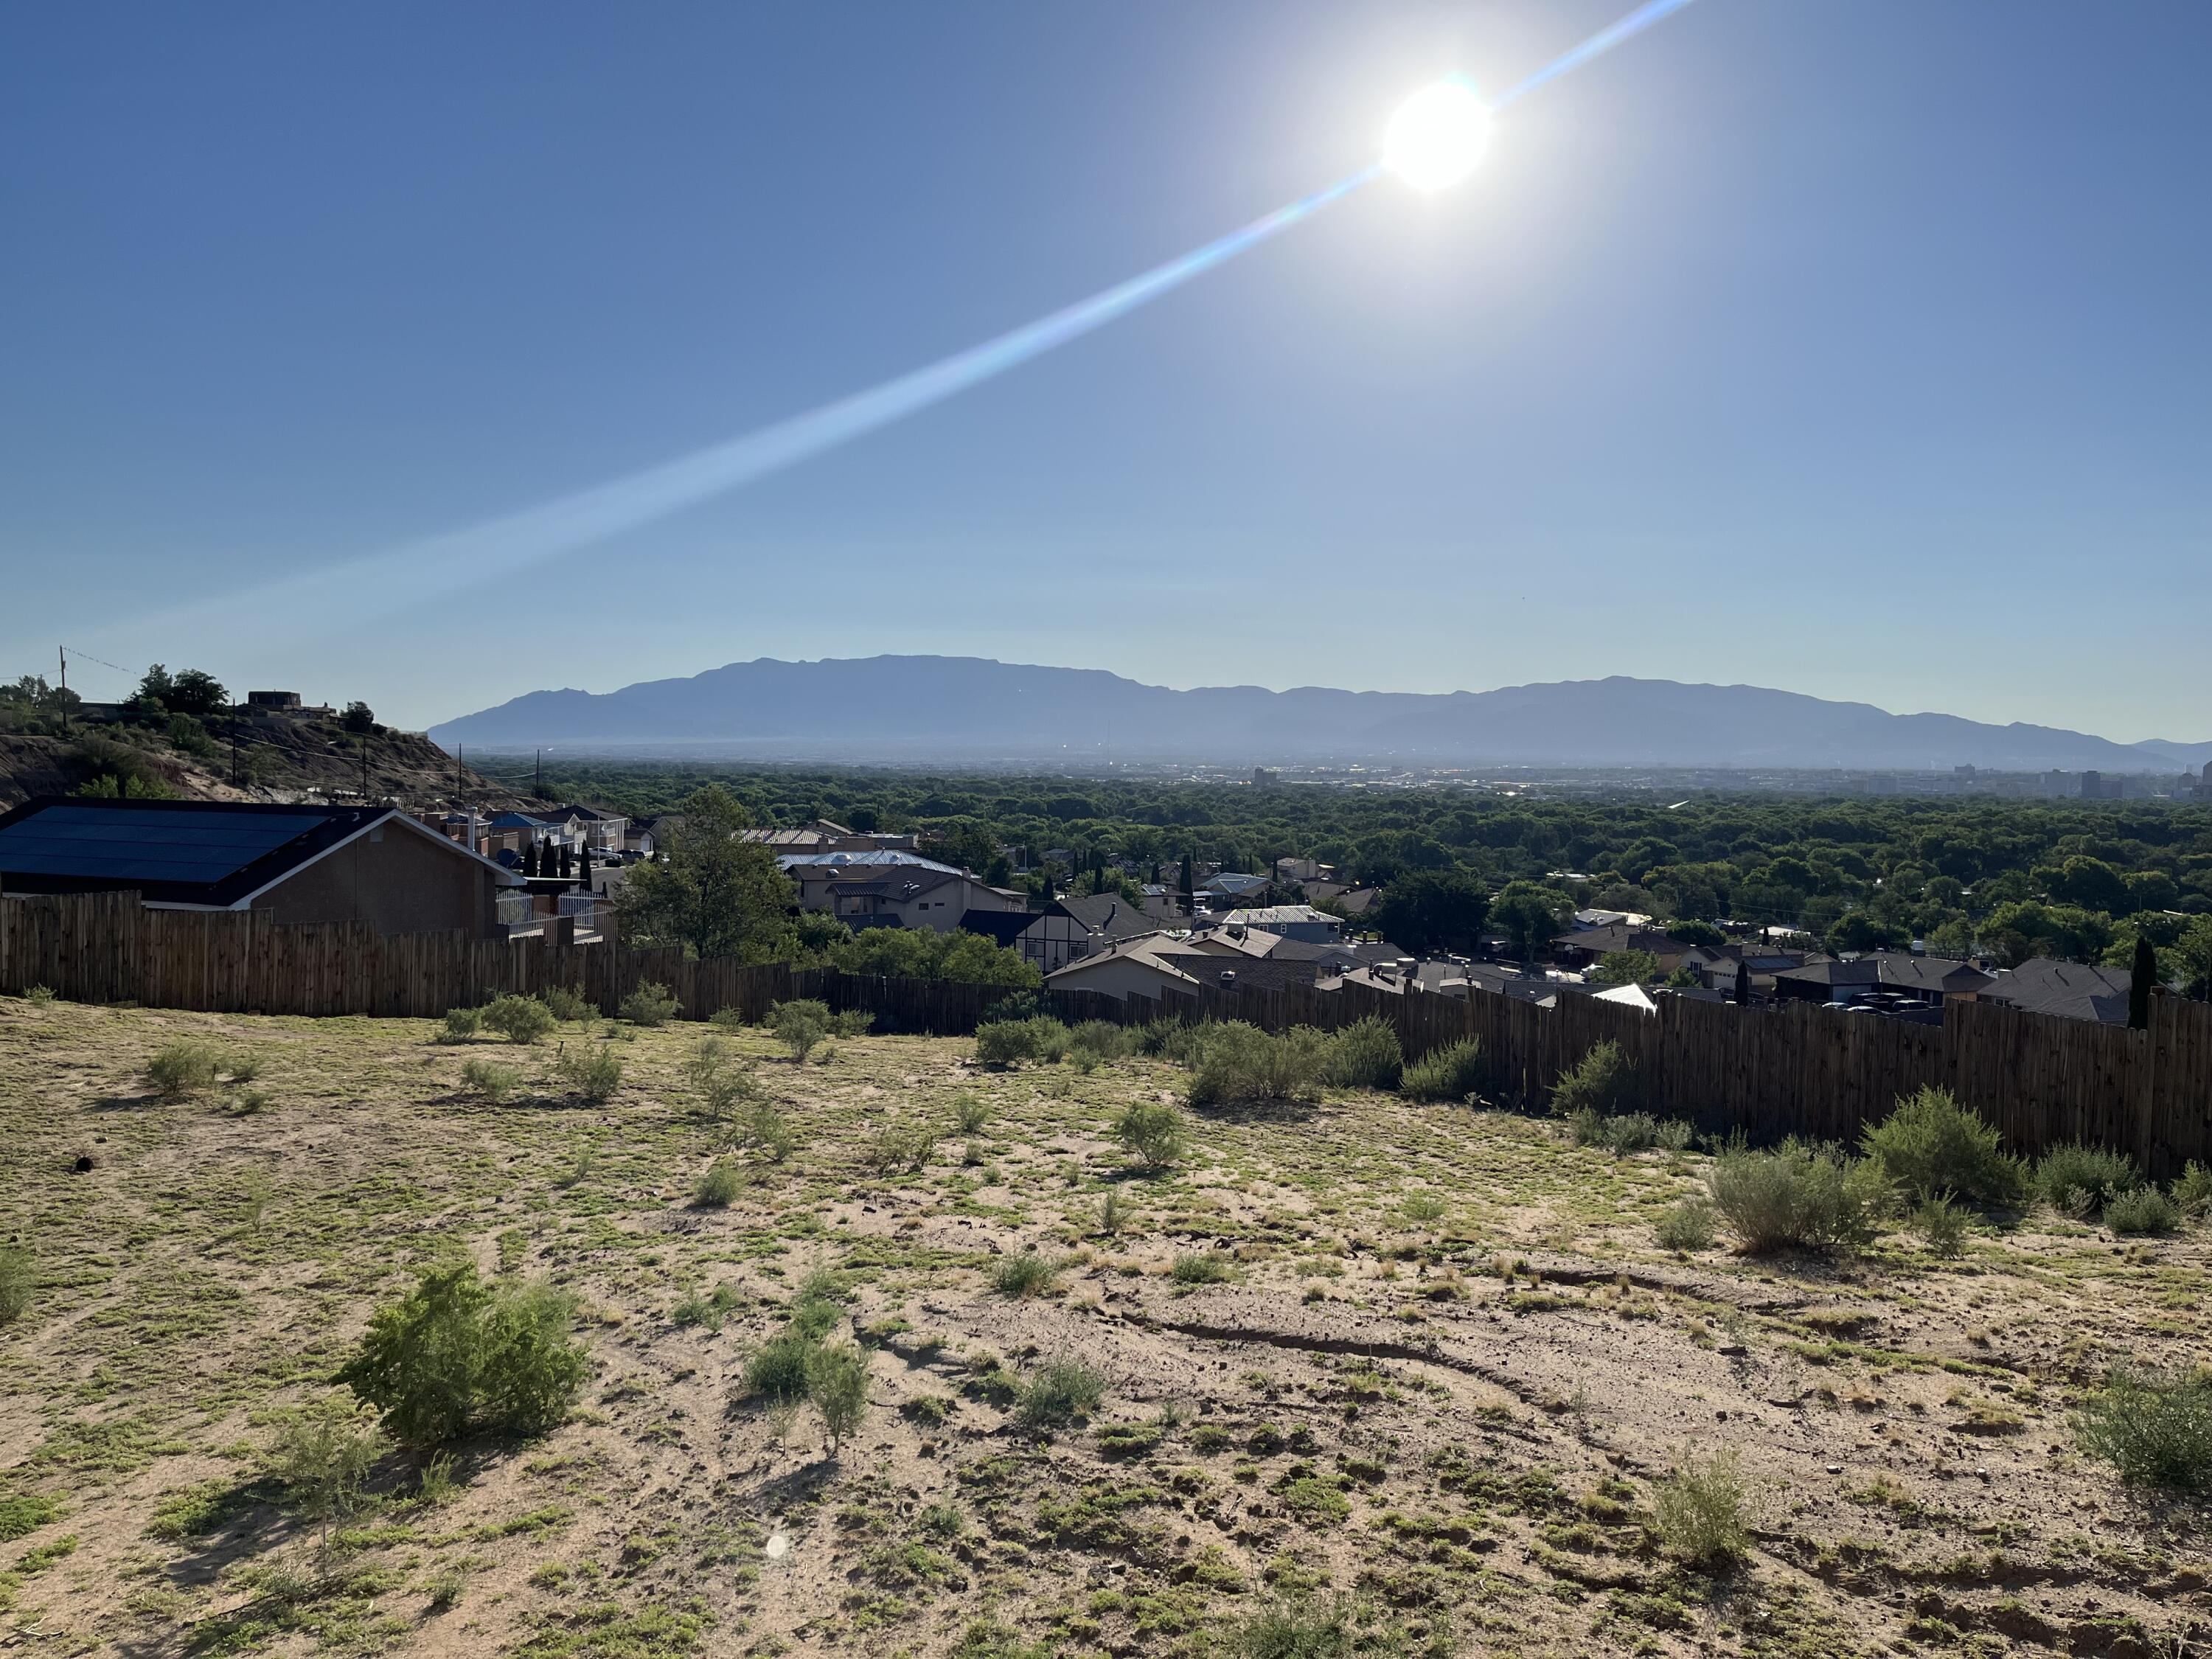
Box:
left=0, top=804, right=335, bottom=883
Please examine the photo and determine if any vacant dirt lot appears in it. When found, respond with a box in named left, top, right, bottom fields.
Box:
left=1, top=996, right=2205, bottom=1657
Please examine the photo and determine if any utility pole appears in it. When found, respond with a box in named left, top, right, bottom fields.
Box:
left=535, top=748, right=543, bottom=798
left=57, top=647, right=69, bottom=734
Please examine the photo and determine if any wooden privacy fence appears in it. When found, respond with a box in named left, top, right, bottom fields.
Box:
left=4, top=891, right=2208, bottom=1177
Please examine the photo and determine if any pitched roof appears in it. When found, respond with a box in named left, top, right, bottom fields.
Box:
left=1552, top=922, right=1685, bottom=958
left=1984, top=958, right=2133, bottom=1024
left=0, top=797, right=518, bottom=908
left=1054, top=893, right=1160, bottom=940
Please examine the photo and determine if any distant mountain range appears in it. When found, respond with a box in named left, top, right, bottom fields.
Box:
left=430, top=656, right=2212, bottom=775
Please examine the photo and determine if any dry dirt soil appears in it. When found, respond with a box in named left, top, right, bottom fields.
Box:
left=1, top=997, right=2206, bottom=1658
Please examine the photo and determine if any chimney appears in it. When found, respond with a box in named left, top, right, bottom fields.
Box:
left=1218, top=970, right=1238, bottom=990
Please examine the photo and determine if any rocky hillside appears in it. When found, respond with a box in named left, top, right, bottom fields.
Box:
left=0, top=704, right=536, bottom=812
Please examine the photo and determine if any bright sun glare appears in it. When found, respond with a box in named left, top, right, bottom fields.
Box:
left=1383, top=80, right=1492, bottom=191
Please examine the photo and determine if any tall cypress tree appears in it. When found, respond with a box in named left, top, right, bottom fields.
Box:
left=558, top=844, right=574, bottom=880
left=579, top=844, right=594, bottom=886
left=523, top=841, right=540, bottom=879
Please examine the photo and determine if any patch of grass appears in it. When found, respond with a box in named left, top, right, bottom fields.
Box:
left=990, top=1251, right=1058, bottom=1299
left=0, top=1245, right=32, bottom=1324
left=0, top=1495, right=64, bottom=1543
left=2073, top=1366, right=2212, bottom=1492
left=1400, top=1038, right=1485, bottom=1104
left=1169, top=1253, right=1236, bottom=1286
left=1018, top=1356, right=1106, bottom=1427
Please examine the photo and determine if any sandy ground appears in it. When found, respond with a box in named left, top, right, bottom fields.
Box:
left=1, top=995, right=2206, bottom=1658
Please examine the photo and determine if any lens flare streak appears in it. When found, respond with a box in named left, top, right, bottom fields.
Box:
left=1492, top=0, right=1698, bottom=110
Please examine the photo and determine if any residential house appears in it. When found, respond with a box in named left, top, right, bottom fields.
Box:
left=1203, top=903, right=1341, bottom=944
left=1549, top=922, right=1691, bottom=972
left=1677, top=942, right=1809, bottom=998
left=0, top=796, right=518, bottom=936
left=1771, top=953, right=1994, bottom=1012
left=1201, top=872, right=1269, bottom=902
left=961, top=892, right=1160, bottom=975
left=779, top=851, right=1026, bottom=933
left=1983, top=959, right=2133, bottom=1025
left=741, top=819, right=919, bottom=858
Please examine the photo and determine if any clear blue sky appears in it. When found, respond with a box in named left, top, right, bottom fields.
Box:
left=4, top=1, right=2208, bottom=740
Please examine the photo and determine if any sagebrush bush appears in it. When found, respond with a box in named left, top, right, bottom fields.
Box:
left=1068, top=1019, right=1141, bottom=1063
left=481, top=995, right=557, bottom=1046
left=1323, top=1018, right=1403, bottom=1092
left=1908, top=1194, right=1971, bottom=1257
left=0, top=1245, right=33, bottom=1324
left=2177, top=1161, right=2212, bottom=1221
left=991, top=1251, right=1058, bottom=1299
left=146, top=1040, right=222, bottom=1098
left=22, top=984, right=56, bottom=1006
left=1400, top=1037, right=1485, bottom=1104
left=1707, top=1140, right=1890, bottom=1254
left=337, top=1261, right=586, bottom=1445
left=459, top=1058, right=520, bottom=1104
left=707, top=1006, right=750, bottom=1033
left=618, top=981, right=680, bottom=1027
left=695, top=1158, right=745, bottom=1207
left=760, top=998, right=824, bottom=1061
left=554, top=1043, right=622, bottom=1103
left=807, top=1343, right=870, bottom=1454
left=1116, top=1101, right=1188, bottom=1170
left=1548, top=1040, right=1638, bottom=1117
left=831, top=1009, right=873, bottom=1037
left=1183, top=1021, right=1330, bottom=1106
left=952, top=1092, right=993, bottom=1135
left=974, top=1015, right=1071, bottom=1068
left=1018, top=1355, right=1106, bottom=1427
left=2106, top=1186, right=2180, bottom=1237
left=1862, top=1087, right=2025, bottom=1206
left=1225, top=1596, right=1368, bottom=1659
left=745, top=1333, right=818, bottom=1404
left=2073, top=1365, right=2212, bottom=1492
left=2036, top=1142, right=2140, bottom=1217
left=1655, top=1198, right=1717, bottom=1252
left=866, top=1118, right=938, bottom=1174
left=268, top=1398, right=386, bottom=1549
left=1570, top=1109, right=1691, bottom=1155
left=539, top=984, right=591, bottom=1022
left=1652, top=1447, right=1750, bottom=1567
left=437, top=1006, right=481, bottom=1043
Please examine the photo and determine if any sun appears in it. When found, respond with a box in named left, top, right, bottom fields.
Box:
left=1383, top=80, right=1492, bottom=191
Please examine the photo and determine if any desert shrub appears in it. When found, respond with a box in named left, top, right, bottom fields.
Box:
left=539, top=984, right=591, bottom=1022
left=554, top=1043, right=622, bottom=1102
left=952, top=1092, right=992, bottom=1135
left=224, top=1052, right=262, bottom=1084
left=1097, top=1191, right=1126, bottom=1234
left=146, top=1040, right=221, bottom=1098
left=695, top=1158, right=745, bottom=1207
left=1569, top=1108, right=1679, bottom=1155
left=991, top=1251, right=1059, bottom=1299
left=2107, top=1186, right=2180, bottom=1237
left=2074, top=1366, right=2212, bottom=1492
left=1226, top=1596, right=1366, bottom=1659
left=772, top=999, right=832, bottom=1062
left=459, top=1058, right=520, bottom=1104
left=1401, top=1192, right=1447, bottom=1224
left=731, top=1096, right=797, bottom=1162
left=1707, top=1140, right=1891, bottom=1254
left=672, top=1282, right=741, bottom=1329
left=1548, top=1039, right=1638, bottom=1117
left=1116, top=1101, right=1188, bottom=1170
left=2176, top=1161, right=2212, bottom=1221
left=1068, top=1019, right=1141, bottom=1065
left=618, top=981, right=680, bottom=1027
left=1862, top=1087, right=2025, bottom=1206
left=974, top=1015, right=1070, bottom=1068
left=1399, top=1037, right=1486, bottom=1104
left=1324, top=1018, right=1403, bottom=1092
left=807, top=1343, right=870, bottom=1454
left=866, top=1117, right=938, bottom=1174
left=745, top=1334, right=818, bottom=1405
left=1652, top=1447, right=1750, bottom=1567
left=1170, top=1253, right=1235, bottom=1286
left=481, top=995, right=557, bottom=1046
left=1655, top=1198, right=1717, bottom=1252
left=1018, top=1356, right=1106, bottom=1427
left=437, top=1006, right=481, bottom=1043
left=2036, top=1142, right=2140, bottom=1217
left=0, top=1245, right=33, bottom=1323
left=832, top=1009, right=874, bottom=1037
left=337, top=1261, right=587, bottom=1445
left=707, top=1006, right=751, bottom=1033
left=22, top=984, right=56, bottom=1006
left=1908, top=1194, right=1971, bottom=1257
left=1184, top=1022, right=1330, bottom=1106
left=268, top=1399, right=386, bottom=1549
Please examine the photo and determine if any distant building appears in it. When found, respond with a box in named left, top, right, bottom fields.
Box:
left=245, top=690, right=302, bottom=710
left=1983, top=958, right=2133, bottom=1025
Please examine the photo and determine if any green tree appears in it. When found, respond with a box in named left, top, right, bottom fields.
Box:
left=1365, top=869, right=1489, bottom=956
left=1592, top=949, right=1662, bottom=986
left=341, top=700, right=377, bottom=734
left=615, top=785, right=797, bottom=961
left=1489, top=881, right=1574, bottom=961
left=2177, top=917, right=2212, bottom=1001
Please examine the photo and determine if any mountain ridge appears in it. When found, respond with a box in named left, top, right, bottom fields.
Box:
left=429, top=656, right=2211, bottom=774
